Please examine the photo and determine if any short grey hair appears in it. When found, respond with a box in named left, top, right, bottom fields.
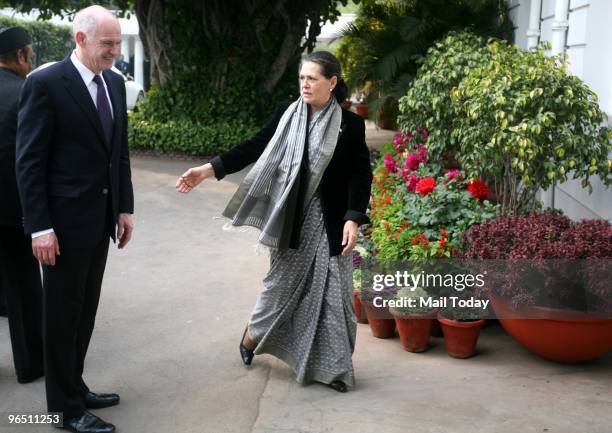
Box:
left=73, top=9, right=99, bottom=39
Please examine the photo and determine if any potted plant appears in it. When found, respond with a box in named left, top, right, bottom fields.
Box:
left=368, top=134, right=498, bottom=262
left=459, top=213, right=612, bottom=362
left=359, top=279, right=397, bottom=339
left=399, top=32, right=611, bottom=216
left=437, top=299, right=486, bottom=359
left=388, top=286, right=437, bottom=352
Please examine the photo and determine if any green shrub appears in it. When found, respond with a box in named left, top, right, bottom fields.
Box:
left=0, top=16, right=72, bottom=67
left=399, top=31, right=612, bottom=215
left=128, top=111, right=259, bottom=156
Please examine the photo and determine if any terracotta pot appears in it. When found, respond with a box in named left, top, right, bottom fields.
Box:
left=354, top=289, right=368, bottom=324
left=361, top=301, right=395, bottom=338
left=489, top=294, right=612, bottom=363
left=355, top=102, right=368, bottom=119
left=438, top=313, right=486, bottom=359
left=389, top=308, right=436, bottom=352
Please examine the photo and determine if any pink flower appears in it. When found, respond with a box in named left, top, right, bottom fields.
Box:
left=384, top=152, right=398, bottom=173
left=405, top=153, right=422, bottom=171
left=419, top=128, right=429, bottom=140
left=415, top=177, right=436, bottom=196
left=416, top=144, right=427, bottom=160
left=446, top=169, right=462, bottom=180
left=405, top=174, right=420, bottom=191
left=393, top=132, right=403, bottom=146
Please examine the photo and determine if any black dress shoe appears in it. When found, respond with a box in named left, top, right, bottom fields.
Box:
left=239, top=327, right=255, bottom=366
left=61, top=411, right=115, bottom=433
left=85, top=392, right=120, bottom=409
left=327, top=380, right=348, bottom=393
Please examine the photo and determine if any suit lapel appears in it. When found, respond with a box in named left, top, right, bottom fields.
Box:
left=61, top=59, right=109, bottom=152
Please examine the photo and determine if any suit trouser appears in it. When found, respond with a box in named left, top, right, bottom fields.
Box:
left=43, top=236, right=110, bottom=419
left=0, top=225, right=44, bottom=380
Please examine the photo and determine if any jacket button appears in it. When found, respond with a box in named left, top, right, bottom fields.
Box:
left=102, top=188, right=109, bottom=195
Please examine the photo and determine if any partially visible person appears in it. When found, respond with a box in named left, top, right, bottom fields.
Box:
left=177, top=51, right=372, bottom=393
left=0, top=26, right=44, bottom=384
left=114, top=54, right=128, bottom=75
left=16, top=6, right=134, bottom=433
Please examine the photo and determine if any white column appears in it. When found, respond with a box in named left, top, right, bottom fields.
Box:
left=134, top=38, right=144, bottom=88
left=526, top=0, right=543, bottom=50
left=551, top=0, right=570, bottom=56
left=542, top=0, right=570, bottom=210
left=121, top=36, right=131, bottom=62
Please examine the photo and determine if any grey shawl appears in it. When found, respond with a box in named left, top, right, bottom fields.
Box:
left=222, top=97, right=342, bottom=249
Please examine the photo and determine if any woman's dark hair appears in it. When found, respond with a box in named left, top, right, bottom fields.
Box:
left=302, top=50, right=349, bottom=103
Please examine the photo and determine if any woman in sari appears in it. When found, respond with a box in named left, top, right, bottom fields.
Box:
left=176, top=51, right=372, bottom=392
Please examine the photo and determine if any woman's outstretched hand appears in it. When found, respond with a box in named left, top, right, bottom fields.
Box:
left=176, top=163, right=215, bottom=193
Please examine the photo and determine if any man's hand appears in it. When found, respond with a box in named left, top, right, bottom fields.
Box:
left=341, top=220, right=359, bottom=256
left=176, top=163, right=214, bottom=193
left=117, top=213, right=134, bottom=249
left=32, top=233, right=60, bottom=266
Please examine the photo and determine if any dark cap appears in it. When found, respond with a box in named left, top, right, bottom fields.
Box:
left=0, top=27, right=32, bottom=55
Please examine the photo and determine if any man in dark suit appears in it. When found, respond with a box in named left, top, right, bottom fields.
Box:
left=16, top=6, right=134, bottom=433
left=0, top=26, right=44, bottom=384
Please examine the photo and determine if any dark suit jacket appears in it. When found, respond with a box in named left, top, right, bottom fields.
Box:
left=16, top=58, right=134, bottom=248
left=0, top=67, right=25, bottom=227
left=211, top=103, right=372, bottom=256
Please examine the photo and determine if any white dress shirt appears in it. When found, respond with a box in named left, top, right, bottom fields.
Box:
left=32, top=53, right=115, bottom=239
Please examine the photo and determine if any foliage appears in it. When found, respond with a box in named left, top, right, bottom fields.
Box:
left=127, top=111, right=258, bottom=156
left=399, top=32, right=612, bottom=215
left=458, top=213, right=612, bottom=312
left=0, top=15, right=72, bottom=67
left=335, top=0, right=512, bottom=125
left=369, top=132, right=498, bottom=261
left=392, top=286, right=433, bottom=316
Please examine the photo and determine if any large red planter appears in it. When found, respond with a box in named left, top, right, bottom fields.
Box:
left=489, top=294, right=612, bottom=363
left=389, top=308, right=436, bottom=352
left=438, top=313, right=486, bottom=359
left=361, top=301, right=395, bottom=338
left=354, top=290, right=368, bottom=324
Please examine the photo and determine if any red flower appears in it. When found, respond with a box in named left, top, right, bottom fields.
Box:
left=467, top=178, right=489, bottom=201
left=439, top=238, right=448, bottom=249
left=440, top=229, right=449, bottom=237
left=412, top=233, right=429, bottom=247
left=415, top=177, right=436, bottom=196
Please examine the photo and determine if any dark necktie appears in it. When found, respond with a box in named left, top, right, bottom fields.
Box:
left=92, top=75, right=113, bottom=145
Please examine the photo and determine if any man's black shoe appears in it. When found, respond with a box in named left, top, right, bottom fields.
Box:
left=85, top=392, right=120, bottom=409
left=60, top=411, right=115, bottom=433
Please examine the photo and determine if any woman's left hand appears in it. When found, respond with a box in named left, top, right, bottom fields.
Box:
left=341, top=220, right=359, bottom=256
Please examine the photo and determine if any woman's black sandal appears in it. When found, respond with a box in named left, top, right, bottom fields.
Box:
left=327, top=380, right=348, bottom=393
left=239, top=327, right=255, bottom=366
